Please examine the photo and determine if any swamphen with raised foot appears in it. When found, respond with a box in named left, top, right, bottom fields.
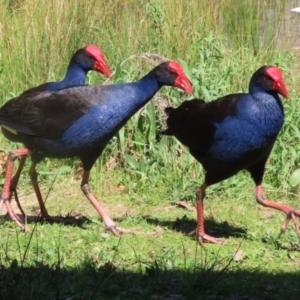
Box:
left=1, top=44, right=111, bottom=226
left=162, top=65, right=298, bottom=247
left=0, top=61, right=193, bottom=232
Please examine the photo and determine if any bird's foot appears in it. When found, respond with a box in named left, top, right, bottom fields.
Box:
left=105, top=225, right=159, bottom=237
left=10, top=188, right=26, bottom=217
left=188, top=229, right=223, bottom=248
left=256, top=192, right=300, bottom=240
left=198, top=233, right=223, bottom=248
left=2, top=199, right=30, bottom=232
left=278, top=208, right=300, bottom=239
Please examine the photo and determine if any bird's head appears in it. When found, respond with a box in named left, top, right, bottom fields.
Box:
left=153, top=61, right=194, bottom=95
left=251, top=66, right=289, bottom=99
left=73, top=44, right=111, bottom=78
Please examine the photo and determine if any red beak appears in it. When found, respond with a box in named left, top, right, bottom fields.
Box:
left=274, top=80, right=289, bottom=99
left=266, top=66, right=289, bottom=99
left=94, top=60, right=111, bottom=78
left=174, top=76, right=194, bottom=95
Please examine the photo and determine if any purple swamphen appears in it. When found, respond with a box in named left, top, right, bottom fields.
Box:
left=0, top=61, right=193, bottom=233
left=162, top=65, right=299, bottom=247
left=0, top=44, right=111, bottom=226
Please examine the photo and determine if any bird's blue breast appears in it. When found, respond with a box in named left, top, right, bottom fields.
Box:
left=46, top=103, right=126, bottom=155
left=63, top=104, right=118, bottom=142
left=209, top=93, right=284, bottom=162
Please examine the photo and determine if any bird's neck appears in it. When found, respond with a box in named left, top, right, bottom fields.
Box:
left=116, top=74, right=161, bottom=108
left=240, top=85, right=284, bottom=135
left=59, top=63, right=87, bottom=88
left=250, top=84, right=284, bottom=113
left=100, top=74, right=162, bottom=125
left=249, top=83, right=266, bottom=96
left=46, top=64, right=87, bottom=92
left=135, top=73, right=162, bottom=103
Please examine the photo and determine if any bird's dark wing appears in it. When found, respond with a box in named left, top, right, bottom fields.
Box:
left=20, top=82, right=54, bottom=96
left=0, top=87, right=101, bottom=139
left=164, top=94, right=244, bottom=152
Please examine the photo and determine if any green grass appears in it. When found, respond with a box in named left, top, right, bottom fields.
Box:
left=1, top=0, right=300, bottom=299
left=1, top=170, right=300, bottom=299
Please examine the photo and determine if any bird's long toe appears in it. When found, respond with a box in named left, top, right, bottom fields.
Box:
left=291, top=212, right=300, bottom=237
left=256, top=191, right=300, bottom=240
left=198, top=233, right=223, bottom=248
left=188, top=228, right=223, bottom=247
left=11, top=189, right=26, bottom=217
left=200, top=233, right=223, bottom=244
left=3, top=200, right=29, bottom=232
left=278, top=209, right=300, bottom=239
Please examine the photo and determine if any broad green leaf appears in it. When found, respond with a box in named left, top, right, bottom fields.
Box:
left=123, top=153, right=138, bottom=169
left=289, top=169, right=300, bottom=187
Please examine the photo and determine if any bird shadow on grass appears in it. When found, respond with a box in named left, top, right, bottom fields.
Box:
left=143, top=215, right=248, bottom=239
left=1, top=212, right=92, bottom=228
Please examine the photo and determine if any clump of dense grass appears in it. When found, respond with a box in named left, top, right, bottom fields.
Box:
left=1, top=1, right=300, bottom=299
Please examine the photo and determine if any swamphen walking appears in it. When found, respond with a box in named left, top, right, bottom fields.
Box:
left=1, top=44, right=111, bottom=225
left=0, top=61, right=193, bottom=233
left=162, top=65, right=299, bottom=247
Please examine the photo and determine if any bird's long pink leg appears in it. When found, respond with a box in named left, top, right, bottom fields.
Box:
left=0, top=149, right=29, bottom=231
left=256, top=185, right=300, bottom=237
left=190, top=183, right=222, bottom=247
left=29, top=163, right=51, bottom=219
left=10, top=155, right=27, bottom=216
left=81, top=170, right=138, bottom=236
